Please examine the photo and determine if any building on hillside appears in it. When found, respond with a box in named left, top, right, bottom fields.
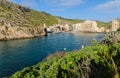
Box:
left=112, top=20, right=119, bottom=31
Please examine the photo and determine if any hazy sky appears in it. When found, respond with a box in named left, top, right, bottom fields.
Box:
left=8, top=0, right=120, bottom=22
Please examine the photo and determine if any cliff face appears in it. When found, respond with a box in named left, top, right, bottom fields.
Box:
left=71, top=20, right=120, bottom=33
left=0, top=22, right=45, bottom=40
left=72, top=21, right=98, bottom=32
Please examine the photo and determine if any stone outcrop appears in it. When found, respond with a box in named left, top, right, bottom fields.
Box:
left=62, top=24, right=71, bottom=31
left=45, top=24, right=72, bottom=33
left=0, top=23, right=45, bottom=40
left=72, top=20, right=98, bottom=32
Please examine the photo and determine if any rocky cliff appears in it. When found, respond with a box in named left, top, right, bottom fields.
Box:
left=0, top=22, right=45, bottom=40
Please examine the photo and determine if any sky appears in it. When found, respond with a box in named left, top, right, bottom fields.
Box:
left=8, top=0, right=120, bottom=22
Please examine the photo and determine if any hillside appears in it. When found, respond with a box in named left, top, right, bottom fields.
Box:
left=56, top=16, right=85, bottom=24
left=0, top=0, right=85, bottom=27
left=0, top=0, right=58, bottom=27
left=0, top=0, right=85, bottom=40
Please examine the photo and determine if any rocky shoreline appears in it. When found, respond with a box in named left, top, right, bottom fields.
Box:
left=0, top=23, right=45, bottom=41
left=0, top=20, right=119, bottom=41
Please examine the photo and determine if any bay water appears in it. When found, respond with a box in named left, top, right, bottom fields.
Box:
left=0, top=32, right=104, bottom=77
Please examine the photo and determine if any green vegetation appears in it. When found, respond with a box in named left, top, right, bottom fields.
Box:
left=24, top=11, right=58, bottom=26
left=56, top=16, right=85, bottom=24
left=102, top=31, right=120, bottom=45
left=96, top=21, right=112, bottom=29
left=116, top=18, right=120, bottom=26
left=10, top=32, right=120, bottom=78
left=0, top=0, right=85, bottom=27
left=0, top=0, right=58, bottom=26
left=96, top=21, right=106, bottom=27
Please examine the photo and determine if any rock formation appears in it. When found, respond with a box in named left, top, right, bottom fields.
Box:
left=0, top=22, right=45, bottom=40
left=72, top=20, right=98, bottom=32
left=62, top=24, right=71, bottom=31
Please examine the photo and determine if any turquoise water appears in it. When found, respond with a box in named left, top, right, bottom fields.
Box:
left=0, top=33, right=104, bottom=77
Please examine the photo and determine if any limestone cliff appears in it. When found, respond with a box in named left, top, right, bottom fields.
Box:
left=72, top=20, right=120, bottom=33
left=0, top=22, right=45, bottom=40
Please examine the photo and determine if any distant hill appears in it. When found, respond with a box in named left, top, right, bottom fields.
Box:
left=56, top=16, right=85, bottom=24
left=96, top=21, right=111, bottom=29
